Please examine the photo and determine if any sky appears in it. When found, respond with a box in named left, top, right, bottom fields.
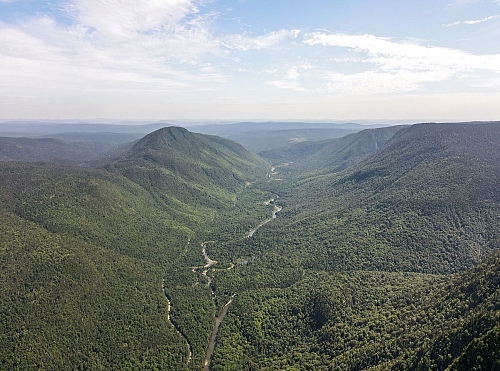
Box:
left=1, top=0, right=500, bottom=121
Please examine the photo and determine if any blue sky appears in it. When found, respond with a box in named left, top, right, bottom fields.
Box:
left=1, top=0, right=500, bottom=121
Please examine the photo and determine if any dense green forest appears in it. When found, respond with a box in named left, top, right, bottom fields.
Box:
left=209, top=122, right=500, bottom=370
left=0, top=127, right=270, bottom=370
left=1, top=123, right=499, bottom=370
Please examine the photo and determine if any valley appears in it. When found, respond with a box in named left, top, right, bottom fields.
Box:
left=0, top=122, right=499, bottom=370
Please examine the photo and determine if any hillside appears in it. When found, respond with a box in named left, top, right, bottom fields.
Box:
left=0, top=121, right=170, bottom=136
left=106, top=127, right=269, bottom=217
left=210, top=251, right=500, bottom=371
left=189, top=122, right=365, bottom=152
left=256, top=123, right=500, bottom=274
left=0, top=127, right=270, bottom=370
left=260, top=125, right=405, bottom=176
left=205, top=122, right=500, bottom=370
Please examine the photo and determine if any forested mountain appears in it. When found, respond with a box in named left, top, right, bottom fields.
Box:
left=211, top=251, right=500, bottom=370
left=106, top=127, right=268, bottom=216
left=0, top=120, right=170, bottom=136
left=0, top=127, right=269, bottom=370
left=1, top=122, right=499, bottom=370
left=207, top=122, right=500, bottom=370
left=255, top=123, right=500, bottom=274
left=260, top=125, right=405, bottom=175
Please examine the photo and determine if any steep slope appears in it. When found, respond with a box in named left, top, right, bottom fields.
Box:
left=211, top=252, right=500, bottom=371
left=266, top=123, right=500, bottom=274
left=0, top=127, right=270, bottom=370
left=3, top=122, right=500, bottom=371
left=0, top=121, right=169, bottom=136
left=189, top=122, right=368, bottom=152
left=0, top=163, right=195, bottom=370
left=260, top=125, right=405, bottom=177
left=214, top=128, right=360, bottom=153
left=106, top=127, right=269, bottom=222
left=387, top=251, right=500, bottom=371
left=207, top=122, right=500, bottom=371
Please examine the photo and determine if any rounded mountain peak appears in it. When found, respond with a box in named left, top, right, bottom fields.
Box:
left=131, top=126, right=204, bottom=155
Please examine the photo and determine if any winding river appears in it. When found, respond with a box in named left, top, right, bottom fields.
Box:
left=201, top=243, right=218, bottom=297
left=161, top=166, right=284, bottom=370
left=201, top=194, right=282, bottom=370
left=247, top=202, right=282, bottom=238
left=162, top=281, right=193, bottom=366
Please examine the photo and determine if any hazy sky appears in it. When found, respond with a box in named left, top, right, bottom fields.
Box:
left=1, top=0, right=500, bottom=121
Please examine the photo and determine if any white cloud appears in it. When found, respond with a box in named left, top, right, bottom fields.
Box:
left=450, top=0, right=480, bottom=4
left=223, top=29, right=299, bottom=51
left=69, top=0, right=197, bottom=39
left=0, top=0, right=302, bottom=107
left=0, top=0, right=228, bottom=99
left=2, top=0, right=500, bottom=118
left=286, top=67, right=300, bottom=79
left=325, top=70, right=453, bottom=94
left=449, top=0, right=500, bottom=6
left=446, top=15, right=500, bottom=26
left=303, top=33, right=500, bottom=94
left=305, top=33, right=500, bottom=72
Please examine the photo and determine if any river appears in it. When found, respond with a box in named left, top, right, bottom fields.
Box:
left=162, top=281, right=193, bottom=366
left=201, top=195, right=282, bottom=370
left=202, top=293, right=236, bottom=371
left=247, top=200, right=282, bottom=238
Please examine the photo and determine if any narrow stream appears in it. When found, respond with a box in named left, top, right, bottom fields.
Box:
left=162, top=281, right=193, bottom=366
left=201, top=193, right=282, bottom=370
left=201, top=243, right=217, bottom=298
left=202, top=294, right=236, bottom=371
left=247, top=196, right=282, bottom=237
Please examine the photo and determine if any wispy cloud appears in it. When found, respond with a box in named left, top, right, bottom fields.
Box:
left=324, top=70, right=453, bottom=94
left=449, top=0, right=481, bottom=6
left=286, top=67, right=300, bottom=79
left=446, top=14, right=500, bottom=26
left=0, top=0, right=304, bottom=98
left=1, top=0, right=500, bottom=119
left=0, top=0, right=228, bottom=97
left=305, top=33, right=500, bottom=72
left=71, top=0, right=197, bottom=38
left=449, top=0, right=500, bottom=6
left=303, top=32, right=500, bottom=94
left=264, top=63, right=315, bottom=92
left=223, top=29, right=300, bottom=51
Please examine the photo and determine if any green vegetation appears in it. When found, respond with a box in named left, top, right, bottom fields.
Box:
left=1, top=123, right=500, bottom=370
left=209, top=122, right=500, bottom=370
left=0, top=127, right=269, bottom=370
left=211, top=253, right=500, bottom=370
left=260, top=125, right=405, bottom=176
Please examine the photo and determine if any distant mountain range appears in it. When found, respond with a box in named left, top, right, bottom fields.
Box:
left=0, top=120, right=387, bottom=153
